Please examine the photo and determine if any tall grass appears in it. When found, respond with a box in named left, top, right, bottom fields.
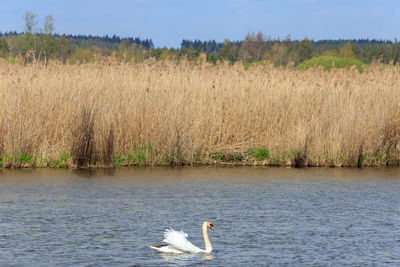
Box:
left=0, top=59, right=399, bottom=167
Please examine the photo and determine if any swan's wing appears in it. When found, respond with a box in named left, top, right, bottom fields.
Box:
left=162, top=228, right=203, bottom=253
left=150, top=244, right=184, bottom=253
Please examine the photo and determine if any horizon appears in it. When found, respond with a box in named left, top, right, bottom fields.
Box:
left=1, top=0, right=400, bottom=48
left=0, top=30, right=397, bottom=46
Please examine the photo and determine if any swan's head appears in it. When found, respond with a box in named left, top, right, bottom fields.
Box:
left=205, top=221, right=214, bottom=231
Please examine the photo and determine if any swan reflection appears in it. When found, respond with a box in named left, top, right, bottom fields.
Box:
left=158, top=251, right=214, bottom=264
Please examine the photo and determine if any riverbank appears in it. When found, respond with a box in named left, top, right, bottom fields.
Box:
left=1, top=60, right=399, bottom=168
left=0, top=148, right=399, bottom=169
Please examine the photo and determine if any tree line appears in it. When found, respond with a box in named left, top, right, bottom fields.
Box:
left=179, top=33, right=399, bottom=66
left=0, top=12, right=399, bottom=66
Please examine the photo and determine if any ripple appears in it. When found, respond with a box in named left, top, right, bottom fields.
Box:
left=0, top=167, right=399, bottom=266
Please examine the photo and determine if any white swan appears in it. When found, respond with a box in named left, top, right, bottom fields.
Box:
left=150, top=221, right=214, bottom=253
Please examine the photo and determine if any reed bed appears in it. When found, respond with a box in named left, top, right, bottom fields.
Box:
left=0, top=59, right=399, bottom=168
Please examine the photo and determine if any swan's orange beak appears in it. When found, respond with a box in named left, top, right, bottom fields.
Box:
left=209, top=224, right=214, bottom=231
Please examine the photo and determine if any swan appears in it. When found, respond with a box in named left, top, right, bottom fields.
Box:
left=150, top=221, right=214, bottom=253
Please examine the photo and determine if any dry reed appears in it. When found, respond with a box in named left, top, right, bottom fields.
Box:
left=0, top=60, right=399, bottom=167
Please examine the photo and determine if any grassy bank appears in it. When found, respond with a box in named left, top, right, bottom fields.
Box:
left=0, top=60, right=399, bottom=168
left=295, top=56, right=367, bottom=72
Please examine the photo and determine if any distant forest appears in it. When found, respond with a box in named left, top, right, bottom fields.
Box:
left=0, top=12, right=399, bottom=66
left=1, top=30, right=399, bottom=67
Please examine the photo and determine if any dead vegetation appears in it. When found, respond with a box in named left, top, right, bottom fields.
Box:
left=0, top=60, right=399, bottom=167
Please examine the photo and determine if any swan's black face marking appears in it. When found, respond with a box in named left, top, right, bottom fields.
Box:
left=209, top=224, right=214, bottom=231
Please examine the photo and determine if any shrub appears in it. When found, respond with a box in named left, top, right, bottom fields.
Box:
left=295, top=56, right=366, bottom=72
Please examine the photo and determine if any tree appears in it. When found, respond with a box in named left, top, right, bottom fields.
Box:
left=125, top=43, right=136, bottom=62
left=219, top=39, right=231, bottom=61
left=351, top=43, right=362, bottom=60
left=133, top=44, right=145, bottom=63
left=42, top=34, right=57, bottom=65
left=271, top=42, right=288, bottom=66
left=362, top=44, right=378, bottom=63
left=57, top=34, right=70, bottom=63
left=339, top=42, right=354, bottom=58
left=240, top=32, right=256, bottom=62
left=196, top=42, right=204, bottom=54
left=24, top=11, right=38, bottom=34
left=206, top=51, right=218, bottom=65
left=240, top=32, right=267, bottom=62
left=392, top=38, right=400, bottom=64
left=230, top=44, right=239, bottom=63
left=0, top=38, right=9, bottom=57
left=117, top=38, right=129, bottom=61
left=158, top=49, right=168, bottom=60
left=296, top=38, right=315, bottom=63
left=5, top=35, right=25, bottom=58
left=22, top=11, right=41, bottom=63
left=44, top=15, right=54, bottom=34
left=42, top=15, right=55, bottom=65
left=254, top=32, right=266, bottom=61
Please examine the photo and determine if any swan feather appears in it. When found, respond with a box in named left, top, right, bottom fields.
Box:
left=162, top=228, right=204, bottom=253
left=150, top=244, right=184, bottom=253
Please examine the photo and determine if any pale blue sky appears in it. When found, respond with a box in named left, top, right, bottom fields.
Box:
left=0, top=0, right=399, bottom=47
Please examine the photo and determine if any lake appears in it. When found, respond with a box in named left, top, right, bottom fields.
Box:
left=0, top=167, right=399, bottom=266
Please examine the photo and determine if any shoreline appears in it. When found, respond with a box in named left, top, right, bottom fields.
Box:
left=1, top=152, right=399, bottom=169
left=1, top=62, right=399, bottom=169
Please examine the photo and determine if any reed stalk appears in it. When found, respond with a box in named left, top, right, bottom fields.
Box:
left=0, top=60, right=399, bottom=167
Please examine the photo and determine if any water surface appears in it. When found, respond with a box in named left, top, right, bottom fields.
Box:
left=0, top=167, right=399, bottom=266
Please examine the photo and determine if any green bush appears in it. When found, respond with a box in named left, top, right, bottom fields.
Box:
left=295, top=56, right=366, bottom=72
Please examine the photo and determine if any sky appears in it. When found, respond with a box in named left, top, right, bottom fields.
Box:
left=0, top=0, right=399, bottom=47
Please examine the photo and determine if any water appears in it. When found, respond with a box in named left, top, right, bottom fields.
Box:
left=0, top=167, right=399, bottom=266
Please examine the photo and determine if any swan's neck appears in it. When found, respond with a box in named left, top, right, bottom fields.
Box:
left=202, top=222, right=212, bottom=253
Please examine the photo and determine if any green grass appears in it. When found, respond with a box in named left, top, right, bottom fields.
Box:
left=251, top=147, right=270, bottom=160
left=112, top=155, right=126, bottom=166
left=4, top=57, right=18, bottom=64
left=126, top=142, right=152, bottom=165
left=37, top=154, right=50, bottom=167
left=169, top=152, right=179, bottom=164
left=0, top=147, right=398, bottom=168
left=112, top=143, right=151, bottom=166
left=213, top=154, right=223, bottom=161
left=244, top=61, right=266, bottom=70
left=1, top=152, right=33, bottom=166
left=295, top=56, right=366, bottom=72
left=50, top=151, right=71, bottom=168
left=373, top=152, right=384, bottom=163
left=18, top=152, right=32, bottom=164
left=126, top=149, right=146, bottom=164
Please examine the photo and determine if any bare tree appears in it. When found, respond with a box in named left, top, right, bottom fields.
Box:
left=254, top=32, right=266, bottom=61
left=42, top=15, right=55, bottom=66
left=44, top=15, right=54, bottom=34
left=240, top=32, right=267, bottom=62
left=24, top=11, right=38, bottom=34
